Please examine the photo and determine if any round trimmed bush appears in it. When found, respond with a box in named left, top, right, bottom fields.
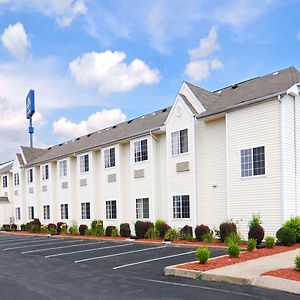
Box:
left=195, top=225, right=210, bottom=241
left=48, top=223, right=57, bottom=234
left=158, top=223, right=170, bottom=238
left=283, top=217, right=300, bottom=242
left=195, top=247, right=211, bottom=264
left=105, top=226, right=117, bottom=237
left=120, top=223, right=131, bottom=237
left=10, top=224, right=17, bottom=231
left=276, top=227, right=296, bottom=246
left=180, top=225, right=193, bottom=240
left=248, top=225, right=265, bottom=244
left=227, top=242, right=240, bottom=258
left=265, top=236, right=275, bottom=249
left=295, top=254, right=300, bottom=271
left=57, top=222, right=67, bottom=234
left=135, top=221, right=154, bottom=239
left=20, top=224, right=26, bottom=231
left=79, top=224, right=88, bottom=235
left=2, top=224, right=10, bottom=231
left=219, top=222, right=237, bottom=242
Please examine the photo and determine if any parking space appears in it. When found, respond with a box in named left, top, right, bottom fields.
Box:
left=1, top=232, right=298, bottom=300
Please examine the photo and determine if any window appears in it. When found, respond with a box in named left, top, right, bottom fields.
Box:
left=27, top=169, right=33, bottom=183
left=28, top=206, right=34, bottom=220
left=171, top=129, right=188, bottom=155
left=42, top=165, right=49, bottom=181
left=14, top=173, right=20, bottom=186
left=104, top=148, right=116, bottom=168
left=134, top=139, right=148, bottom=162
left=80, top=154, right=89, bottom=173
left=173, top=195, right=190, bottom=219
left=61, top=204, right=69, bottom=219
left=106, top=200, right=117, bottom=219
left=241, top=146, right=265, bottom=177
left=136, top=198, right=149, bottom=219
left=16, top=207, right=21, bottom=220
left=59, top=160, right=68, bottom=177
left=43, top=205, right=50, bottom=220
left=81, top=202, right=90, bottom=219
left=2, top=176, right=7, bottom=188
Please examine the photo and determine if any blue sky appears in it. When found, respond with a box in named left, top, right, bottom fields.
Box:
left=0, top=0, right=300, bottom=161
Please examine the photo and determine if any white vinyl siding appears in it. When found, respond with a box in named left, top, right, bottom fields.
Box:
left=104, top=148, right=116, bottom=168
left=136, top=198, right=149, bottom=219
left=80, top=154, right=89, bottom=173
left=171, top=129, right=188, bottom=155
left=59, top=160, right=68, bottom=177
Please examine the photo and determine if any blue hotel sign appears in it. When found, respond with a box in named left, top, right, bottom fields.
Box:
left=26, top=90, right=35, bottom=119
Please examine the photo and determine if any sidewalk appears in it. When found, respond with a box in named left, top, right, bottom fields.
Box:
left=165, top=248, right=300, bottom=295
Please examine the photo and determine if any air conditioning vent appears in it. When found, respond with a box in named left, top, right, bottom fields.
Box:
left=134, top=169, right=145, bottom=178
left=176, top=161, right=190, bottom=172
left=107, top=174, right=117, bottom=182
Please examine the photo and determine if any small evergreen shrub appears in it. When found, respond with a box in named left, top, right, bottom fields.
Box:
left=20, top=224, right=26, bottom=231
left=94, top=227, right=104, bottom=237
left=219, top=221, right=237, bottom=242
left=91, top=220, right=103, bottom=230
left=225, top=232, right=242, bottom=245
left=295, top=254, right=300, bottom=271
left=79, top=224, right=88, bottom=236
left=48, top=223, right=57, bottom=235
left=85, top=228, right=93, bottom=236
left=276, top=227, right=296, bottom=246
left=105, top=226, right=117, bottom=237
left=120, top=223, right=131, bottom=237
left=227, top=242, right=240, bottom=258
left=10, top=224, right=17, bottom=231
left=2, top=224, right=10, bottom=231
left=40, top=225, right=48, bottom=234
left=164, top=228, right=180, bottom=241
left=247, top=238, right=257, bottom=252
left=111, top=228, right=119, bottom=238
left=283, top=217, right=300, bottom=242
left=265, top=236, right=275, bottom=249
left=180, top=225, right=193, bottom=240
left=145, top=228, right=159, bottom=239
left=57, top=222, right=67, bottom=234
left=195, top=247, right=211, bottom=264
left=185, top=234, right=194, bottom=242
left=69, top=220, right=79, bottom=235
left=154, top=220, right=169, bottom=238
left=135, top=221, right=154, bottom=239
left=195, top=225, right=210, bottom=241
left=248, top=214, right=262, bottom=230
left=248, top=225, right=265, bottom=244
left=202, top=232, right=214, bottom=243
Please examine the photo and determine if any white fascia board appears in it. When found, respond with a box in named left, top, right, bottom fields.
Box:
left=287, top=83, right=300, bottom=97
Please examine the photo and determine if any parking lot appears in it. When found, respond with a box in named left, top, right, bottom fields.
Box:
left=0, top=233, right=298, bottom=300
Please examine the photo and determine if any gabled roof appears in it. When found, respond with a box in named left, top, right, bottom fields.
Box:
left=186, top=66, right=300, bottom=117
left=23, top=107, right=171, bottom=166
left=16, top=153, right=24, bottom=166
left=0, top=161, right=13, bottom=175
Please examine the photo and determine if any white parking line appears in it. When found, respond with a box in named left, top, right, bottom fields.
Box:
left=0, top=238, right=47, bottom=246
left=74, top=245, right=166, bottom=264
left=0, top=237, right=43, bottom=243
left=113, top=250, right=195, bottom=270
left=3, top=240, right=77, bottom=251
left=45, top=243, right=133, bottom=258
left=21, top=241, right=103, bottom=254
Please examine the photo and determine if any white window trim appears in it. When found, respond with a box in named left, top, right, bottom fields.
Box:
left=239, top=144, right=267, bottom=179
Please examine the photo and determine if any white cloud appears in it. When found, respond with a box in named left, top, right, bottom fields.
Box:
left=69, top=50, right=160, bottom=95
left=53, top=108, right=127, bottom=139
left=210, top=58, right=224, bottom=70
left=185, top=26, right=223, bottom=82
left=188, top=26, right=219, bottom=60
left=1, top=22, right=30, bottom=59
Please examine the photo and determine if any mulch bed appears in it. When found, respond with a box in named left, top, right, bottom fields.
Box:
left=177, top=244, right=300, bottom=272
left=262, top=268, right=300, bottom=282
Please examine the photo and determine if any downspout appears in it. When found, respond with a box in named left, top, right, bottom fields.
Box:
left=150, top=131, right=158, bottom=222
left=193, top=115, right=198, bottom=227
left=279, top=95, right=286, bottom=223
left=294, top=96, right=297, bottom=216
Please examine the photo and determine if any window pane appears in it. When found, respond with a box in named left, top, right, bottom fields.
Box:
left=141, top=140, right=148, bottom=161
left=143, top=198, right=149, bottom=219
left=180, top=129, right=188, bottom=153
left=241, top=148, right=252, bottom=177
left=171, top=131, right=179, bottom=155
left=253, top=146, right=265, bottom=176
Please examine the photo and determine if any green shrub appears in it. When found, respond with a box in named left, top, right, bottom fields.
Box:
left=164, top=228, right=180, bottom=241
left=40, top=225, right=48, bottom=234
left=202, top=232, right=214, bottom=243
left=220, top=221, right=237, bottom=242
left=57, top=222, right=68, bottom=234
left=227, top=242, right=240, bottom=258
left=79, top=224, right=88, bottom=235
left=47, top=223, right=57, bottom=235
left=85, top=228, right=93, bottom=236
left=111, top=228, right=119, bottom=238
left=69, top=220, right=79, bottom=235
left=265, top=236, right=275, bottom=249
left=295, top=254, right=300, bottom=271
left=195, top=225, right=210, bottom=241
left=135, top=221, right=154, bottom=239
left=180, top=225, right=193, bottom=240
left=276, top=227, right=296, bottom=246
left=225, top=232, right=242, bottom=245
left=29, top=219, right=41, bottom=233
left=2, top=224, right=10, bottom=231
left=105, top=226, right=117, bottom=237
left=248, top=214, right=262, bottom=230
left=248, top=225, right=265, bottom=244
left=145, top=227, right=159, bottom=239
left=20, top=224, right=26, bottom=231
left=10, top=224, right=17, bottom=231
left=94, top=226, right=104, bottom=237
left=120, top=223, right=131, bottom=237
left=185, top=234, right=194, bottom=242
left=195, top=247, right=211, bottom=264
left=91, top=220, right=103, bottom=230
left=247, top=238, right=257, bottom=251
left=154, top=220, right=169, bottom=238
left=283, top=216, right=300, bottom=242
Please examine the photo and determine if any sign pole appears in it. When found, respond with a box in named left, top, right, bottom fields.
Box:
left=26, top=90, right=35, bottom=148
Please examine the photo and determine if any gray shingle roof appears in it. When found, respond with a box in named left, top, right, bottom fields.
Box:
left=186, top=66, right=300, bottom=117
left=0, top=162, right=13, bottom=175
left=23, top=107, right=171, bottom=166
left=16, top=153, right=25, bottom=166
